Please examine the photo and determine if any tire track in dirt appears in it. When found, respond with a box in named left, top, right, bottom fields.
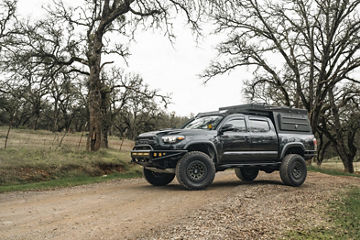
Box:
left=0, top=171, right=240, bottom=240
left=1, top=171, right=359, bottom=240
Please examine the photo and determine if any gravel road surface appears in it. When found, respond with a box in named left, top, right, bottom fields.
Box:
left=1, top=171, right=359, bottom=240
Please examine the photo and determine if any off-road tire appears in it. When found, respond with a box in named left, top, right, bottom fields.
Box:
left=235, top=167, right=259, bottom=181
left=143, top=168, right=175, bottom=186
left=176, top=151, right=215, bottom=190
left=280, top=154, right=307, bottom=187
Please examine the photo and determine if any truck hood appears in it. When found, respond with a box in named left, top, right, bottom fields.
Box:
left=137, top=128, right=216, bottom=138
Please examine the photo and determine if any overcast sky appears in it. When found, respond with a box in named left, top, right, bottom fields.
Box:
left=17, top=0, right=252, bottom=117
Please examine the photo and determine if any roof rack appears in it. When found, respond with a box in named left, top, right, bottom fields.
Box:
left=195, top=111, right=223, bottom=118
left=219, top=103, right=308, bottom=115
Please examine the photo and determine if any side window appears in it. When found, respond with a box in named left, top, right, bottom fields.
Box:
left=249, top=119, right=270, bottom=132
left=226, top=119, right=247, bottom=132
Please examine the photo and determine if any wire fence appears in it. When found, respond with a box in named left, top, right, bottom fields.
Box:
left=0, top=128, right=134, bottom=152
left=320, top=161, right=360, bottom=172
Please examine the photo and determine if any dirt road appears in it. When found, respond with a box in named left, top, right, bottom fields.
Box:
left=1, top=171, right=359, bottom=240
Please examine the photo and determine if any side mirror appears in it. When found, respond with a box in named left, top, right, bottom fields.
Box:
left=220, top=124, right=234, bottom=133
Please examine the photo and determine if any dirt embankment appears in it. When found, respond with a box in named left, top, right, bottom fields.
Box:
left=1, top=171, right=359, bottom=240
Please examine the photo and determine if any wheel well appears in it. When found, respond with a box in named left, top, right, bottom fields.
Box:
left=186, top=143, right=217, bottom=163
left=284, top=147, right=304, bottom=157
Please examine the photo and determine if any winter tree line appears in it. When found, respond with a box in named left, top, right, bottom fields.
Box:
left=0, top=0, right=190, bottom=148
left=0, top=0, right=360, bottom=173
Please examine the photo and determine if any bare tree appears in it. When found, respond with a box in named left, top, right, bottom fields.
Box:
left=0, top=0, right=17, bottom=51
left=104, top=68, right=169, bottom=145
left=203, top=0, right=360, bottom=172
left=0, top=0, right=18, bottom=147
left=0, top=85, right=23, bottom=148
left=204, top=0, right=360, bottom=129
left=8, top=0, right=200, bottom=151
left=3, top=60, right=52, bottom=130
left=49, top=72, right=81, bottom=131
left=318, top=84, right=360, bottom=172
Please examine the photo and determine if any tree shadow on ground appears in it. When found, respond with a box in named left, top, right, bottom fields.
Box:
left=135, top=179, right=284, bottom=192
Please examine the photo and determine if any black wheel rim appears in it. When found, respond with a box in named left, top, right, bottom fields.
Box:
left=151, top=171, right=162, bottom=178
left=292, top=161, right=304, bottom=179
left=148, top=170, right=167, bottom=178
left=187, top=160, right=207, bottom=182
left=244, top=168, right=257, bottom=178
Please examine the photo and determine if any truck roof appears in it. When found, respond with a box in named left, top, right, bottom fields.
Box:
left=196, top=104, right=308, bottom=117
left=195, top=103, right=311, bottom=133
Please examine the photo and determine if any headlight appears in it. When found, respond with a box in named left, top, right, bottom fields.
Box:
left=162, top=135, right=185, bottom=144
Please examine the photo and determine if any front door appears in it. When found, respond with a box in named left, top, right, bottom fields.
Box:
left=219, top=118, right=252, bottom=162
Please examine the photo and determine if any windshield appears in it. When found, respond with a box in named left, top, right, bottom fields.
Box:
left=183, top=115, right=223, bottom=130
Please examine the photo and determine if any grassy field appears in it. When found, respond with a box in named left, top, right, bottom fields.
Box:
left=288, top=161, right=360, bottom=239
left=308, top=165, right=360, bottom=178
left=0, top=172, right=141, bottom=193
left=0, top=127, right=141, bottom=191
left=0, top=126, right=134, bottom=151
left=310, top=156, right=360, bottom=174
left=285, top=187, right=360, bottom=239
left=316, top=161, right=360, bottom=172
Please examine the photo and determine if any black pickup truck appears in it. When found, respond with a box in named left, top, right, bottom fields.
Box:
left=131, top=104, right=317, bottom=190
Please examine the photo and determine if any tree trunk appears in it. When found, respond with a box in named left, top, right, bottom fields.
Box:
left=32, top=113, right=39, bottom=130
left=315, top=132, right=331, bottom=165
left=101, top=129, right=109, bottom=148
left=32, top=100, right=41, bottom=130
left=335, top=146, right=355, bottom=173
left=87, top=34, right=103, bottom=151
left=53, top=99, right=59, bottom=132
left=329, top=89, right=355, bottom=173
left=4, top=118, right=13, bottom=149
left=343, top=159, right=355, bottom=173
left=317, top=140, right=331, bottom=165
left=88, top=85, right=102, bottom=151
left=101, top=87, right=110, bottom=148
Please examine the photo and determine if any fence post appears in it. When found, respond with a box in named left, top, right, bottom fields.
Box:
left=119, top=137, right=125, bottom=151
left=78, top=132, right=84, bottom=150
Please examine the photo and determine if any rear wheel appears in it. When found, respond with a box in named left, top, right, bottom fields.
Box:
left=176, top=151, right=215, bottom=190
left=280, top=154, right=307, bottom=187
left=235, top=167, right=259, bottom=181
left=143, top=168, right=175, bottom=186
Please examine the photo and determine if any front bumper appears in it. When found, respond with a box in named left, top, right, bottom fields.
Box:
left=304, top=150, right=317, bottom=160
left=131, top=149, right=188, bottom=168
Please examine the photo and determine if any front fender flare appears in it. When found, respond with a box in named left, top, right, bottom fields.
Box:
left=184, top=141, right=219, bottom=163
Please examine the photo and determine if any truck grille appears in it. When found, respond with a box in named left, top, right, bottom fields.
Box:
left=135, top=136, right=156, bottom=149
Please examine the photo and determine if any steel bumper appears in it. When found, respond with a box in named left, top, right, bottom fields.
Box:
left=304, top=150, right=317, bottom=160
left=131, top=149, right=188, bottom=166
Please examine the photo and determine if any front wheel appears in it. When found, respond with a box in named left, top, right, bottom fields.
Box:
left=176, top=151, right=215, bottom=190
left=235, top=167, right=259, bottom=181
left=280, top=154, right=307, bottom=187
left=143, top=168, right=175, bottom=186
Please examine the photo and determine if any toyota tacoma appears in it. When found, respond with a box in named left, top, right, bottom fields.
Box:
left=131, top=104, right=317, bottom=190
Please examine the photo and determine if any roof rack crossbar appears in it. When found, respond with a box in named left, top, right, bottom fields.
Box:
left=219, top=104, right=307, bottom=115
left=195, top=111, right=223, bottom=118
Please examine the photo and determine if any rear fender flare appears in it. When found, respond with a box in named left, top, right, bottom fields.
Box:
left=280, top=143, right=305, bottom=159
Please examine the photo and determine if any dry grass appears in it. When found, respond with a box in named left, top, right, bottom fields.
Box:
left=0, top=127, right=139, bottom=186
left=320, top=162, right=360, bottom=172
left=314, top=156, right=360, bottom=173
left=0, top=126, right=134, bottom=151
